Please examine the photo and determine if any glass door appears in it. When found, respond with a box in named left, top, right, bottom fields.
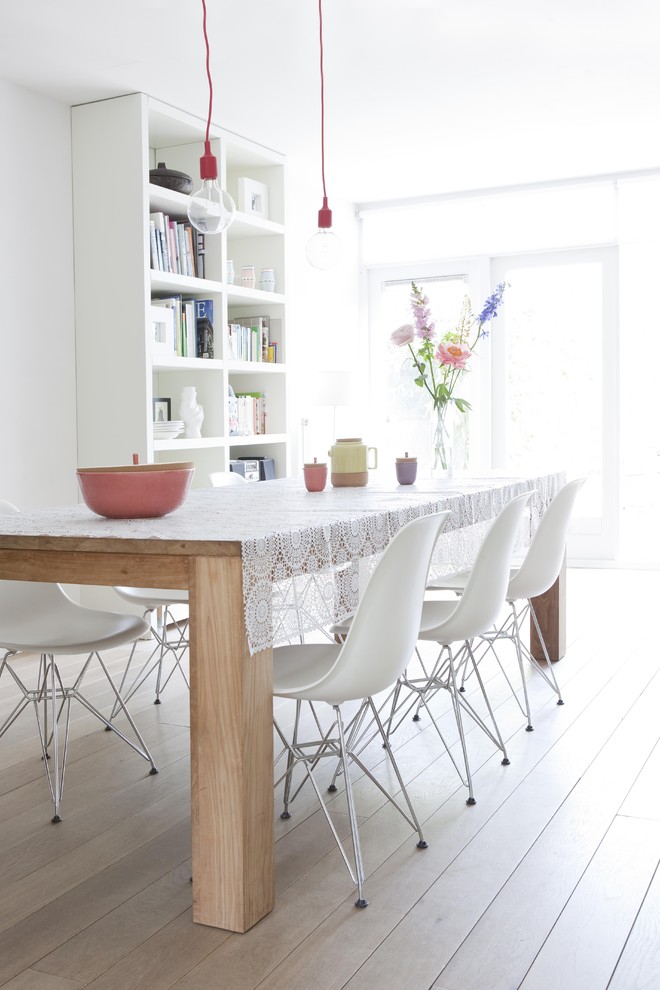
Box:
left=491, top=247, right=619, bottom=559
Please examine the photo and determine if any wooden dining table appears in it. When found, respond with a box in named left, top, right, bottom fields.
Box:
left=0, top=471, right=564, bottom=932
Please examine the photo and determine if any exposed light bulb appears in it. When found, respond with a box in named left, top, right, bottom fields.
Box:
left=188, top=182, right=235, bottom=234
left=188, top=142, right=235, bottom=235
left=306, top=197, right=340, bottom=269
left=306, top=228, right=341, bottom=269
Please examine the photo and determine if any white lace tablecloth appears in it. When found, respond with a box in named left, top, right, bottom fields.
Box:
left=0, top=472, right=565, bottom=655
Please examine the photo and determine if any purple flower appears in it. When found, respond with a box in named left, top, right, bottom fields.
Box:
left=477, top=282, right=506, bottom=325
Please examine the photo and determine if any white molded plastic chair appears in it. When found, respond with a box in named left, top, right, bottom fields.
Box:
left=111, top=586, right=189, bottom=710
left=111, top=470, right=247, bottom=709
left=0, top=502, right=157, bottom=822
left=273, top=510, right=450, bottom=908
left=209, top=470, right=247, bottom=487
left=427, top=478, right=585, bottom=731
left=393, top=492, right=533, bottom=806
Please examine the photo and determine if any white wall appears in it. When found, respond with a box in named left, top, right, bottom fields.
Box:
left=0, top=79, right=77, bottom=509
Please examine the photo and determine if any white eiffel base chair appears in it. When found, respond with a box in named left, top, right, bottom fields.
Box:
left=110, top=587, right=189, bottom=712
left=403, top=492, right=533, bottom=805
left=273, top=510, right=450, bottom=908
left=0, top=502, right=157, bottom=822
left=330, top=493, right=533, bottom=808
left=427, top=478, right=585, bottom=731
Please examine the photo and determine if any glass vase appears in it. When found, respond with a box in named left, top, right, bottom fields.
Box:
left=432, top=402, right=454, bottom=480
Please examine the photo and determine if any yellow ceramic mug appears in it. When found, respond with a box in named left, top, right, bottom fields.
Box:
left=328, top=438, right=378, bottom=487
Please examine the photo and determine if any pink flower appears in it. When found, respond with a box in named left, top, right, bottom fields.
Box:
left=436, top=341, right=472, bottom=370
left=391, top=323, right=415, bottom=347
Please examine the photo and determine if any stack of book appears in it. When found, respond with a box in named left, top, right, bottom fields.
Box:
left=234, top=391, right=266, bottom=435
left=149, top=211, right=205, bottom=279
left=226, top=316, right=279, bottom=363
left=151, top=297, right=215, bottom=359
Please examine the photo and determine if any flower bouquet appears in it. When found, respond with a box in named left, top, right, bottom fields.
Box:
left=391, top=281, right=506, bottom=476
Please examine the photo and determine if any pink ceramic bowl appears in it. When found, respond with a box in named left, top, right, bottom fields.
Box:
left=77, top=462, right=195, bottom=519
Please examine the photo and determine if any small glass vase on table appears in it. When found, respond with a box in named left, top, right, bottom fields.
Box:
left=432, top=401, right=454, bottom=480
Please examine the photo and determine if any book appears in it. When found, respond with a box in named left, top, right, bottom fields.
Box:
left=234, top=391, right=266, bottom=434
left=183, top=298, right=195, bottom=357
left=152, top=296, right=183, bottom=354
left=197, top=317, right=214, bottom=359
left=194, top=299, right=214, bottom=359
left=149, top=212, right=170, bottom=271
left=195, top=231, right=205, bottom=279
left=195, top=298, right=214, bottom=324
left=149, top=220, right=160, bottom=270
left=230, top=316, right=272, bottom=362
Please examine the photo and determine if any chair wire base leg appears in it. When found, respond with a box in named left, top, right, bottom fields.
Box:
left=335, top=706, right=368, bottom=908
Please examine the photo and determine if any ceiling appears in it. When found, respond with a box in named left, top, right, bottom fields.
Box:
left=2, top=0, right=659, bottom=204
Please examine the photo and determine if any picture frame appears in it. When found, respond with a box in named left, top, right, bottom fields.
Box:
left=237, top=177, right=269, bottom=219
left=150, top=303, right=175, bottom=358
left=153, top=397, right=171, bottom=423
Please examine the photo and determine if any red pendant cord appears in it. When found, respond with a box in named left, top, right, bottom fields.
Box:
left=317, top=0, right=332, bottom=228
left=199, top=0, right=218, bottom=180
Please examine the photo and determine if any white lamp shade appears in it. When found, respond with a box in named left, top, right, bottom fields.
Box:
left=307, top=371, right=355, bottom=408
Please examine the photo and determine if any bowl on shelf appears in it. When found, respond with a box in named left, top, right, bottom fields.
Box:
left=149, top=162, right=193, bottom=195
left=77, top=462, right=195, bottom=519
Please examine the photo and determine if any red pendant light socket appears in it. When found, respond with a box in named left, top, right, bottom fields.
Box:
left=199, top=141, right=219, bottom=181
left=317, top=197, right=332, bottom=228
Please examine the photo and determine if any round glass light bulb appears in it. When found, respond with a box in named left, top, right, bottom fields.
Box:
left=305, top=228, right=341, bottom=269
left=188, top=180, right=236, bottom=235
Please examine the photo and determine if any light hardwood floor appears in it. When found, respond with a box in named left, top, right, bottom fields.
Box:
left=0, top=568, right=658, bottom=990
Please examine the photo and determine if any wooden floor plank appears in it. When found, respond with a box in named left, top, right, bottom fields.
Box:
left=608, top=861, right=660, bottom=990
left=618, top=738, right=660, bottom=821
left=31, top=862, right=195, bottom=984
left=0, top=821, right=192, bottom=987
left=0, top=788, right=192, bottom=938
left=518, top=815, right=660, bottom=990
left=0, top=970, right=85, bottom=990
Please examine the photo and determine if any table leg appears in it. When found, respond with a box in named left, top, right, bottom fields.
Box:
left=189, top=555, right=274, bottom=931
left=530, top=557, right=566, bottom=662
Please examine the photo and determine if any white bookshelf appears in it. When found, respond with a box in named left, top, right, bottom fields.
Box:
left=71, top=92, right=289, bottom=488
